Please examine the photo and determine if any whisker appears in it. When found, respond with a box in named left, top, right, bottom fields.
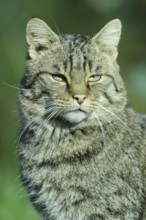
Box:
left=94, top=112, right=106, bottom=146
left=31, top=107, right=62, bottom=148
left=31, top=120, right=48, bottom=149
left=46, top=110, right=59, bottom=121
left=16, top=121, right=33, bottom=146
left=2, top=81, right=25, bottom=91
left=56, top=103, right=71, bottom=108
left=96, top=103, right=128, bottom=129
left=50, top=15, right=61, bottom=37
left=45, top=106, right=57, bottom=114
left=47, top=15, right=67, bottom=60
left=53, top=108, right=64, bottom=119
left=45, top=102, right=59, bottom=107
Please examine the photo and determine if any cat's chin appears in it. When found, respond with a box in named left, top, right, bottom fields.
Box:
left=62, top=110, right=87, bottom=124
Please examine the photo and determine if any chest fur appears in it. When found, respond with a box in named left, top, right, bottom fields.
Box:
left=19, top=124, right=145, bottom=219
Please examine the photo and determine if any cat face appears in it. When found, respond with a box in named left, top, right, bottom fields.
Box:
left=19, top=18, right=127, bottom=126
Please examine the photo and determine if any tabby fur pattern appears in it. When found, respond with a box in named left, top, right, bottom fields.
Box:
left=18, top=18, right=146, bottom=220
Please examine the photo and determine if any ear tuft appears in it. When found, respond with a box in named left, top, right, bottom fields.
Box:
left=91, top=19, right=122, bottom=59
left=26, top=18, right=60, bottom=59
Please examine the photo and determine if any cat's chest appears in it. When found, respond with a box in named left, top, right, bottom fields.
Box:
left=48, top=130, right=143, bottom=197
left=39, top=148, right=144, bottom=219
left=40, top=130, right=142, bottom=194
left=29, top=123, right=141, bottom=174
left=21, top=124, right=145, bottom=219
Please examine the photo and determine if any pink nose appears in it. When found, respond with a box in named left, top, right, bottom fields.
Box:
left=72, top=94, right=87, bottom=104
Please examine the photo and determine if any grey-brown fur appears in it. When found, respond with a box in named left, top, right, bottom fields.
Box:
left=18, top=18, right=146, bottom=219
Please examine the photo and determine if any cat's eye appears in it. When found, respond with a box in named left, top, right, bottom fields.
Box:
left=51, top=74, right=67, bottom=82
left=88, top=74, right=101, bottom=83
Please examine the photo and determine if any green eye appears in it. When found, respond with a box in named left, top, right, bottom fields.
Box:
left=88, top=74, right=101, bottom=82
left=52, top=74, right=67, bottom=82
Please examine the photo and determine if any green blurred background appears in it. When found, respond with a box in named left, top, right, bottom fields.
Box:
left=0, top=0, right=146, bottom=219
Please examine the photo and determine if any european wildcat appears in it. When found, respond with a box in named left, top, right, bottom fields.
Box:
left=18, top=18, right=146, bottom=220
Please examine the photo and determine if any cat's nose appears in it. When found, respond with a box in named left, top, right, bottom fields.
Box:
left=72, top=94, right=87, bottom=105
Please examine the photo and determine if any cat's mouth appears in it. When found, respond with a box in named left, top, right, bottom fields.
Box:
left=70, top=109, right=85, bottom=114
left=62, top=108, right=88, bottom=124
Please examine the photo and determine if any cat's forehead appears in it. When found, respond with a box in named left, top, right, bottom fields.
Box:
left=41, top=34, right=103, bottom=80
left=59, top=34, right=101, bottom=68
left=28, top=33, right=103, bottom=76
left=62, top=34, right=90, bottom=48
left=62, top=34, right=94, bottom=55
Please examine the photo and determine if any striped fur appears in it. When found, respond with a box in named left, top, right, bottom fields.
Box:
left=18, top=18, right=146, bottom=219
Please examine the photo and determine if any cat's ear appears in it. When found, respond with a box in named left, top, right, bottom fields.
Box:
left=91, top=19, right=122, bottom=60
left=26, top=18, right=60, bottom=59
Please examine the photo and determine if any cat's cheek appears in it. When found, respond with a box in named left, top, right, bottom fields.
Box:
left=19, top=97, right=45, bottom=121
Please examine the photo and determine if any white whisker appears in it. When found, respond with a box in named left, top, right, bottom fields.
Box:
left=16, top=121, right=33, bottom=146
left=3, top=81, right=26, bottom=91
left=96, top=103, right=128, bottom=129
left=45, top=106, right=57, bottom=114
left=94, top=112, right=106, bottom=145
left=47, top=110, right=59, bottom=121
left=32, top=106, right=62, bottom=148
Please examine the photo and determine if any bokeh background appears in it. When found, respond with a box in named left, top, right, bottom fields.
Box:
left=0, top=0, right=146, bottom=219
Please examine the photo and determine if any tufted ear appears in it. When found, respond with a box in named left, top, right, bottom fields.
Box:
left=91, top=19, right=122, bottom=60
left=26, top=18, right=60, bottom=59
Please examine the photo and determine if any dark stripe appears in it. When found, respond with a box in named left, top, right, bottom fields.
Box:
left=52, top=65, right=60, bottom=72
left=63, top=60, right=68, bottom=72
left=20, top=74, right=29, bottom=88
left=20, top=89, right=33, bottom=101
left=33, top=201, right=47, bottom=215
left=21, top=71, right=48, bottom=89
left=36, top=45, right=48, bottom=52
left=96, top=66, right=101, bottom=72
left=69, top=41, right=74, bottom=53
left=21, top=174, right=43, bottom=192
left=19, top=127, right=34, bottom=144
left=29, top=192, right=48, bottom=217
left=73, top=34, right=81, bottom=42
left=21, top=88, right=49, bottom=101
left=33, top=91, right=48, bottom=100
left=45, top=215, right=56, bottom=220
left=103, top=92, right=113, bottom=104
left=72, top=186, right=93, bottom=206
left=21, top=173, right=31, bottom=186
left=83, top=56, right=87, bottom=72
left=69, top=55, right=73, bottom=72
left=72, top=198, right=86, bottom=206
left=104, top=74, right=120, bottom=93
left=37, top=159, right=58, bottom=169
left=88, top=60, right=93, bottom=72
left=37, top=144, right=102, bottom=169
left=88, top=213, right=105, bottom=220
left=50, top=126, right=56, bottom=140
left=26, top=52, right=31, bottom=60
left=80, top=37, right=89, bottom=51
left=76, top=186, right=92, bottom=198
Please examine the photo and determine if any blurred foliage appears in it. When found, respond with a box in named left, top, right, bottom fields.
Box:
left=0, top=0, right=146, bottom=219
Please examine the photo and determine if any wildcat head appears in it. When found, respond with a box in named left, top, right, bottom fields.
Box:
left=19, top=18, right=127, bottom=126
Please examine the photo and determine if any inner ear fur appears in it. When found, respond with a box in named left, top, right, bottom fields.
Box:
left=26, top=18, right=60, bottom=59
left=91, top=19, right=122, bottom=60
